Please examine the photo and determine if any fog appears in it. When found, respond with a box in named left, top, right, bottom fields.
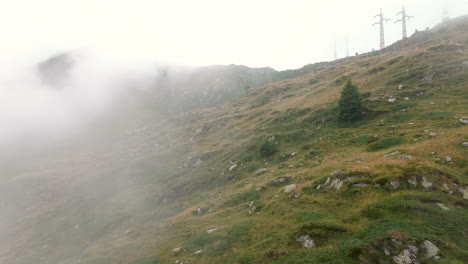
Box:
left=1, top=1, right=467, bottom=263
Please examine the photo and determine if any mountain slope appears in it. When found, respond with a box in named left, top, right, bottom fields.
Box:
left=1, top=15, right=468, bottom=264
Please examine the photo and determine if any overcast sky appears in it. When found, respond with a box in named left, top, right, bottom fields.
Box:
left=1, top=0, right=467, bottom=70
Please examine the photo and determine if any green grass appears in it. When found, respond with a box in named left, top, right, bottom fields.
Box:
left=417, top=112, right=453, bottom=120
left=367, top=137, right=404, bottom=151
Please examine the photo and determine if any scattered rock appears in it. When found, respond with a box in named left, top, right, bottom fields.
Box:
left=390, top=180, right=400, bottom=190
left=207, top=228, right=219, bottom=234
left=388, top=98, right=397, bottom=103
left=248, top=201, right=254, bottom=207
left=398, top=84, right=404, bottom=90
left=422, top=72, right=435, bottom=81
left=193, top=159, right=203, bottom=167
left=423, top=240, right=440, bottom=259
left=228, top=164, right=238, bottom=171
left=351, top=183, right=369, bottom=187
left=429, top=133, right=437, bottom=137
left=384, top=151, right=401, bottom=158
left=194, top=127, right=203, bottom=135
left=462, top=142, right=468, bottom=147
left=460, top=187, right=468, bottom=199
left=255, top=168, right=268, bottom=174
left=316, top=177, right=331, bottom=190
left=459, top=119, right=468, bottom=124
left=408, top=176, right=418, bottom=187
left=296, top=235, right=315, bottom=249
left=393, top=249, right=413, bottom=264
left=408, top=245, right=419, bottom=255
left=284, top=184, right=297, bottom=193
left=436, top=203, right=449, bottom=210
left=384, top=248, right=390, bottom=256
left=421, top=177, right=433, bottom=189
left=330, top=178, right=344, bottom=190
left=398, top=154, right=412, bottom=159
left=330, top=170, right=346, bottom=177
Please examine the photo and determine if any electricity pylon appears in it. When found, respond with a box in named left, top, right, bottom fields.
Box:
left=373, top=8, right=390, bottom=53
left=395, top=6, right=413, bottom=51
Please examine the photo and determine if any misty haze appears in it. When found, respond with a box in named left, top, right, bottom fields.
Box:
left=1, top=1, right=467, bottom=264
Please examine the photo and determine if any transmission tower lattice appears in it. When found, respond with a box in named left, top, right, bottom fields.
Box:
left=395, top=6, right=413, bottom=51
left=373, top=8, right=390, bottom=53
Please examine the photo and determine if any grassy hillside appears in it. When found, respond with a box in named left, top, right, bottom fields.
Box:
left=1, top=16, right=467, bottom=264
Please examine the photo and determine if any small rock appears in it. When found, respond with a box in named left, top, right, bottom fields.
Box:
left=404, top=97, right=409, bottom=100
left=194, top=250, right=203, bottom=254
left=330, top=170, right=346, bottom=177
left=384, top=248, right=390, bottom=256
left=330, top=178, right=344, bottom=190
left=390, top=180, right=400, bottom=190
left=445, top=156, right=452, bottom=162
left=408, top=245, right=419, bottom=254
left=398, top=154, right=412, bottom=159
left=172, top=248, right=182, bottom=253
left=398, top=84, right=404, bottom=90
left=255, top=168, right=268, bottom=174
left=421, top=177, right=433, bottom=189
left=460, top=187, right=468, bottom=199
left=193, top=159, right=203, bottom=167
left=207, top=228, right=219, bottom=234
left=256, top=186, right=263, bottom=191
left=291, top=152, right=297, bottom=156
left=352, top=183, right=369, bottom=187
left=248, top=201, right=254, bottom=207
left=197, top=208, right=203, bottom=215
left=462, top=142, right=468, bottom=147
left=296, top=235, right=315, bottom=249
left=284, top=184, right=297, bottom=193
left=388, top=98, right=397, bottom=103
left=288, top=164, right=295, bottom=168
left=384, top=151, right=401, bottom=158
left=408, top=122, right=414, bottom=125
left=423, top=240, right=440, bottom=258
left=459, top=119, right=468, bottom=124
left=429, top=133, right=437, bottom=136
left=408, top=176, right=418, bottom=187
left=228, top=164, right=238, bottom=171
left=393, top=249, right=412, bottom=264
left=436, top=203, right=449, bottom=210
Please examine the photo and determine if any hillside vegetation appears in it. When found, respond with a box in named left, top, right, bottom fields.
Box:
left=1, top=16, right=468, bottom=264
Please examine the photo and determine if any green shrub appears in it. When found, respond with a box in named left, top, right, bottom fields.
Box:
left=259, top=139, right=278, bottom=157
left=367, top=137, right=403, bottom=151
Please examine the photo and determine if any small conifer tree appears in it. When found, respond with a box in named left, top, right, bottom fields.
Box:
left=338, top=79, right=363, bottom=122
